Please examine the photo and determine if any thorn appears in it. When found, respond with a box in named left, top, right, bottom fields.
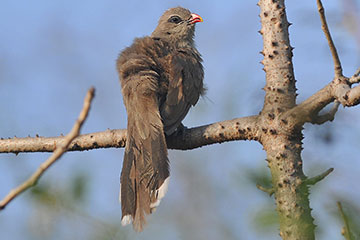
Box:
left=256, top=184, right=275, bottom=196
left=237, top=128, right=245, bottom=134
left=305, top=168, right=334, bottom=185
left=270, top=129, right=277, bottom=135
left=281, top=119, right=288, bottom=124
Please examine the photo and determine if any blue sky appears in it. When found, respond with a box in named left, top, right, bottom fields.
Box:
left=0, top=1, right=359, bottom=239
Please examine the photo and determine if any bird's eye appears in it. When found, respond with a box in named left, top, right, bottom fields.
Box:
left=168, top=16, right=182, bottom=24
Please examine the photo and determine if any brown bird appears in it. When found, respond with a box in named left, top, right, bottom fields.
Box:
left=117, top=7, right=204, bottom=231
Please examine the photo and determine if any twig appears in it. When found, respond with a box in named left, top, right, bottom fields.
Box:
left=310, top=101, right=340, bottom=124
left=0, top=87, right=95, bottom=210
left=282, top=67, right=360, bottom=128
left=317, top=0, right=343, bottom=77
left=349, top=75, right=360, bottom=85
left=349, top=67, right=360, bottom=84
left=337, top=202, right=354, bottom=240
left=305, top=167, right=334, bottom=185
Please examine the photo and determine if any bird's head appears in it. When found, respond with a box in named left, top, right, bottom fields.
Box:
left=151, top=7, right=203, bottom=47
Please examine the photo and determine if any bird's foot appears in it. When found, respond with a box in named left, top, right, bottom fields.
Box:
left=172, top=123, right=188, bottom=137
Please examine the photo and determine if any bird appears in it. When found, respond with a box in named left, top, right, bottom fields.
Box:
left=116, top=7, right=204, bottom=232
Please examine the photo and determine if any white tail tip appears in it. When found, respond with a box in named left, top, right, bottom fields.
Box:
left=121, top=215, right=132, bottom=226
left=150, top=177, right=170, bottom=209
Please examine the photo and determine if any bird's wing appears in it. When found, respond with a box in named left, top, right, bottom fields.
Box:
left=161, top=48, right=204, bottom=135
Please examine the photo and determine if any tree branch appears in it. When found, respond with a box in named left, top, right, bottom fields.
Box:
left=281, top=72, right=360, bottom=128
left=0, top=129, right=127, bottom=154
left=349, top=67, right=360, bottom=84
left=340, top=84, right=360, bottom=107
left=310, top=101, right=339, bottom=124
left=0, top=116, right=260, bottom=154
left=317, top=0, right=343, bottom=77
left=278, top=0, right=360, bottom=128
left=281, top=83, right=334, bottom=129
left=166, top=115, right=260, bottom=150
left=0, top=87, right=95, bottom=210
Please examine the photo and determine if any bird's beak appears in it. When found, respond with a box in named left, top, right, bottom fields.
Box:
left=189, top=13, right=203, bottom=24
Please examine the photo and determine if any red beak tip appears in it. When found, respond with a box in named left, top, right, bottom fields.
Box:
left=190, top=13, right=203, bottom=23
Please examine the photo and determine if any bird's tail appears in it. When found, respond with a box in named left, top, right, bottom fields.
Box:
left=120, top=99, right=170, bottom=232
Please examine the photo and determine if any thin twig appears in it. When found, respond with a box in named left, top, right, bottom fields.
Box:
left=317, top=0, right=343, bottom=77
left=0, top=87, right=95, bottom=210
left=337, top=202, right=354, bottom=240
left=349, top=67, right=360, bottom=84
left=305, top=168, right=334, bottom=185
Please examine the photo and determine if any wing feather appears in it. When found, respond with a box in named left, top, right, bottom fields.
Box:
left=161, top=48, right=204, bottom=135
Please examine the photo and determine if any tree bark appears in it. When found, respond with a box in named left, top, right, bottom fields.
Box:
left=258, top=0, right=315, bottom=239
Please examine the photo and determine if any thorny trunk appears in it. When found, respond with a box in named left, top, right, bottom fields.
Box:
left=258, top=0, right=316, bottom=239
left=262, top=132, right=315, bottom=239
